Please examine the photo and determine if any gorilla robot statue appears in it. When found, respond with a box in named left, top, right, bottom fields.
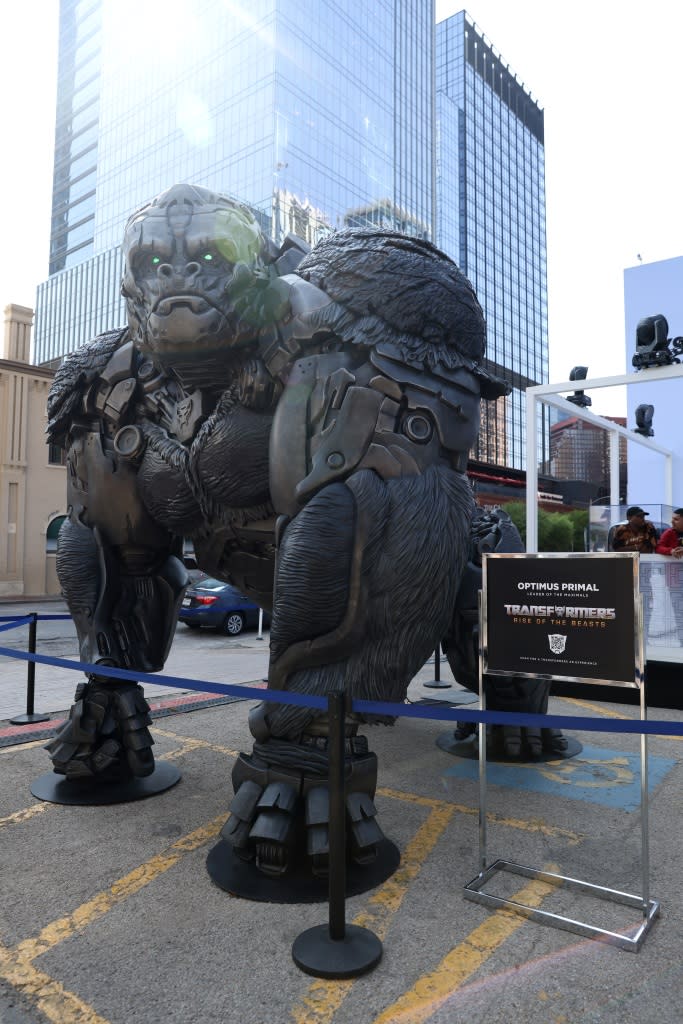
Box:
left=46, top=183, right=561, bottom=881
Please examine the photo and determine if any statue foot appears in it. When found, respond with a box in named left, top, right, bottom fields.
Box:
left=541, top=727, right=569, bottom=754
left=452, top=722, right=570, bottom=760
left=222, top=735, right=384, bottom=877
left=45, top=680, right=155, bottom=781
left=453, top=721, right=476, bottom=742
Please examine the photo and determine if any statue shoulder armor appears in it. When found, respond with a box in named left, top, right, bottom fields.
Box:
left=47, top=328, right=133, bottom=446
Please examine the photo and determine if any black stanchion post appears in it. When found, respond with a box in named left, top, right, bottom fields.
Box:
left=328, top=688, right=347, bottom=941
left=10, top=613, right=51, bottom=725
left=292, top=689, right=382, bottom=978
left=423, top=643, right=451, bottom=689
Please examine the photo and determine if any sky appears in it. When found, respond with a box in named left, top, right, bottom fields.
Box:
left=2, top=1, right=682, bottom=415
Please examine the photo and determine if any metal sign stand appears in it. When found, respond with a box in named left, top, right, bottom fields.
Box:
left=464, top=581, right=660, bottom=952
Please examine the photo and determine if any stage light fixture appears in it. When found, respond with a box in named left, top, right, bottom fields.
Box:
left=634, top=403, right=655, bottom=437
left=566, top=365, right=592, bottom=408
left=632, top=315, right=683, bottom=369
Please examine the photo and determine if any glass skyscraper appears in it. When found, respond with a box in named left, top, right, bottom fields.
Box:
left=36, top=0, right=434, bottom=360
left=437, top=12, right=548, bottom=468
left=35, top=2, right=547, bottom=469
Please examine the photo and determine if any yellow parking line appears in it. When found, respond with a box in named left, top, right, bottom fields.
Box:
left=0, top=803, right=48, bottom=829
left=560, top=695, right=683, bottom=742
left=158, top=736, right=209, bottom=761
left=371, top=867, right=561, bottom=1024
left=290, top=788, right=580, bottom=1024
left=559, top=697, right=630, bottom=719
left=0, top=738, right=46, bottom=754
left=13, top=814, right=227, bottom=965
left=291, top=803, right=456, bottom=1024
left=356, top=805, right=455, bottom=938
left=0, top=942, right=111, bottom=1024
left=0, top=725, right=584, bottom=1024
left=379, top=788, right=582, bottom=845
left=151, top=737, right=583, bottom=845
left=152, top=726, right=240, bottom=759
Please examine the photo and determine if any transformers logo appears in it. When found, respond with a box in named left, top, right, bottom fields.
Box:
left=548, top=634, right=567, bottom=654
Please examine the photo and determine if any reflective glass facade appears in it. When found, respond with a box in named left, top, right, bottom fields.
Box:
left=36, top=4, right=548, bottom=468
left=36, top=0, right=435, bottom=363
left=436, top=12, right=548, bottom=469
left=49, top=0, right=102, bottom=274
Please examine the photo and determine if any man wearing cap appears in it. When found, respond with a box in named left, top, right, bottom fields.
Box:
left=611, top=507, right=657, bottom=640
left=656, top=508, right=683, bottom=642
left=611, top=507, right=658, bottom=554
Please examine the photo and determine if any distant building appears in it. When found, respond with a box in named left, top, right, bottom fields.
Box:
left=436, top=12, right=548, bottom=467
left=0, top=306, right=66, bottom=597
left=466, top=459, right=568, bottom=512
left=546, top=414, right=627, bottom=503
left=34, top=3, right=547, bottom=469
left=35, top=0, right=434, bottom=362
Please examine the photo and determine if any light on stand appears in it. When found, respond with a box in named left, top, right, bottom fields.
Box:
left=566, top=366, right=592, bottom=408
left=634, top=404, right=655, bottom=437
left=632, top=315, right=683, bottom=370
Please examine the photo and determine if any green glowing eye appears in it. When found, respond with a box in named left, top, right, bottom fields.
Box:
left=151, top=256, right=161, bottom=265
left=202, top=253, right=213, bottom=261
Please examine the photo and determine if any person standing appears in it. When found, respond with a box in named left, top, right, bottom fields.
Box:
left=655, top=508, right=683, bottom=642
left=611, top=506, right=658, bottom=639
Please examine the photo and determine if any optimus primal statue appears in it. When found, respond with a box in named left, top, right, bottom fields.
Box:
left=46, top=183, right=562, bottom=879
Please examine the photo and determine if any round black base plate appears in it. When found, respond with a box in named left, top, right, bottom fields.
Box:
left=436, top=731, right=583, bottom=763
left=10, top=713, right=51, bottom=725
left=30, top=761, right=181, bottom=805
left=292, top=923, right=382, bottom=979
left=206, top=837, right=401, bottom=904
left=416, top=689, right=479, bottom=705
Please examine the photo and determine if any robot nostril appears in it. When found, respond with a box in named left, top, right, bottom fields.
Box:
left=186, top=262, right=200, bottom=275
left=158, top=264, right=173, bottom=278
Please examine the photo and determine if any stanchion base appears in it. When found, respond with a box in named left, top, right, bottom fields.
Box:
left=30, top=761, right=181, bottom=805
left=422, top=680, right=452, bottom=689
left=206, top=837, right=400, bottom=903
left=9, top=713, right=51, bottom=725
left=292, top=923, right=382, bottom=978
left=414, top=690, right=478, bottom=707
left=436, top=731, right=583, bottom=763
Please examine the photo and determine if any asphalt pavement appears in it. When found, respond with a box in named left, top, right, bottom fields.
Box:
left=0, top=598, right=681, bottom=1024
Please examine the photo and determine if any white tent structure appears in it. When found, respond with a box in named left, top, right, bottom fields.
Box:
left=525, top=362, right=683, bottom=663
left=524, top=363, right=683, bottom=552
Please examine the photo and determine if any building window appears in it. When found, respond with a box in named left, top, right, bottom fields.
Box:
left=46, top=515, right=67, bottom=553
left=48, top=443, right=67, bottom=466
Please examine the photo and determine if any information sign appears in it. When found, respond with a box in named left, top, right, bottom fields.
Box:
left=483, top=553, right=639, bottom=687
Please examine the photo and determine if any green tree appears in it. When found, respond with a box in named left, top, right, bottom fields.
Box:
left=539, top=511, right=574, bottom=552
left=499, top=501, right=579, bottom=552
left=504, top=501, right=527, bottom=543
left=567, top=509, right=589, bottom=552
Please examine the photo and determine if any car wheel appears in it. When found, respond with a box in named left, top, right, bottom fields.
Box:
left=222, top=612, right=245, bottom=636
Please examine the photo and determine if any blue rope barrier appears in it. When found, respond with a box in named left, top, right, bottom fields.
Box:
left=0, top=617, right=33, bottom=632
left=1, top=642, right=681, bottom=737
left=0, top=615, right=72, bottom=623
left=355, top=699, right=683, bottom=735
left=0, top=644, right=327, bottom=710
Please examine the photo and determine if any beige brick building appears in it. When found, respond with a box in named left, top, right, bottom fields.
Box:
left=0, top=305, right=66, bottom=597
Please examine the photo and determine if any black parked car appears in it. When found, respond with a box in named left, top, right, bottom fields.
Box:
left=179, top=577, right=268, bottom=635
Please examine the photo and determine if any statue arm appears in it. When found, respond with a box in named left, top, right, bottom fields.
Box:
left=51, top=333, right=188, bottom=672
left=46, top=337, right=188, bottom=780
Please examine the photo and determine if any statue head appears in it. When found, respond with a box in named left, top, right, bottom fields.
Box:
left=121, top=184, right=281, bottom=364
